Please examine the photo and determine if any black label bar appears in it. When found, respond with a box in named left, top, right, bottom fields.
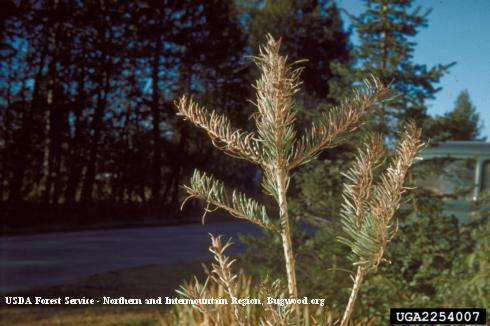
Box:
left=390, top=308, right=486, bottom=324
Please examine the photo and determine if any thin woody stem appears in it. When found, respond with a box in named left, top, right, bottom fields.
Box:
left=340, top=266, right=365, bottom=326
left=276, top=168, right=300, bottom=324
left=259, top=36, right=300, bottom=323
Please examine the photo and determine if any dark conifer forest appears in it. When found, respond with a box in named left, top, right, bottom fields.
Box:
left=0, top=0, right=483, bottom=232
left=0, top=0, right=350, bottom=230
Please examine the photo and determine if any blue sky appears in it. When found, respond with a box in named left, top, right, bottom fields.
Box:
left=337, top=0, right=490, bottom=139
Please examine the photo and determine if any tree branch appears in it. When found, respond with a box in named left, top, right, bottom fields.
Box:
left=175, top=96, right=266, bottom=167
left=338, top=122, right=424, bottom=326
left=288, top=77, right=390, bottom=170
left=182, top=170, right=279, bottom=233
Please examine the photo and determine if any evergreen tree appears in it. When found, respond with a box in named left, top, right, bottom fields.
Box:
left=348, top=0, right=454, bottom=137
left=432, top=90, right=483, bottom=141
left=291, top=0, right=456, bottom=220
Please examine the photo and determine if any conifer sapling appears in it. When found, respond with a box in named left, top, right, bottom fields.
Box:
left=174, top=35, right=419, bottom=324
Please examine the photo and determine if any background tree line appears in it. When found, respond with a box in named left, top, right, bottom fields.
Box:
left=0, top=0, right=482, bottom=230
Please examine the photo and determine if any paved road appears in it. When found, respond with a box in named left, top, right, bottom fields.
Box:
left=0, top=221, right=262, bottom=294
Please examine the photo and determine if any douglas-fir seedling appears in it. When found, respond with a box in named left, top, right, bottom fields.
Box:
left=174, top=35, right=422, bottom=326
